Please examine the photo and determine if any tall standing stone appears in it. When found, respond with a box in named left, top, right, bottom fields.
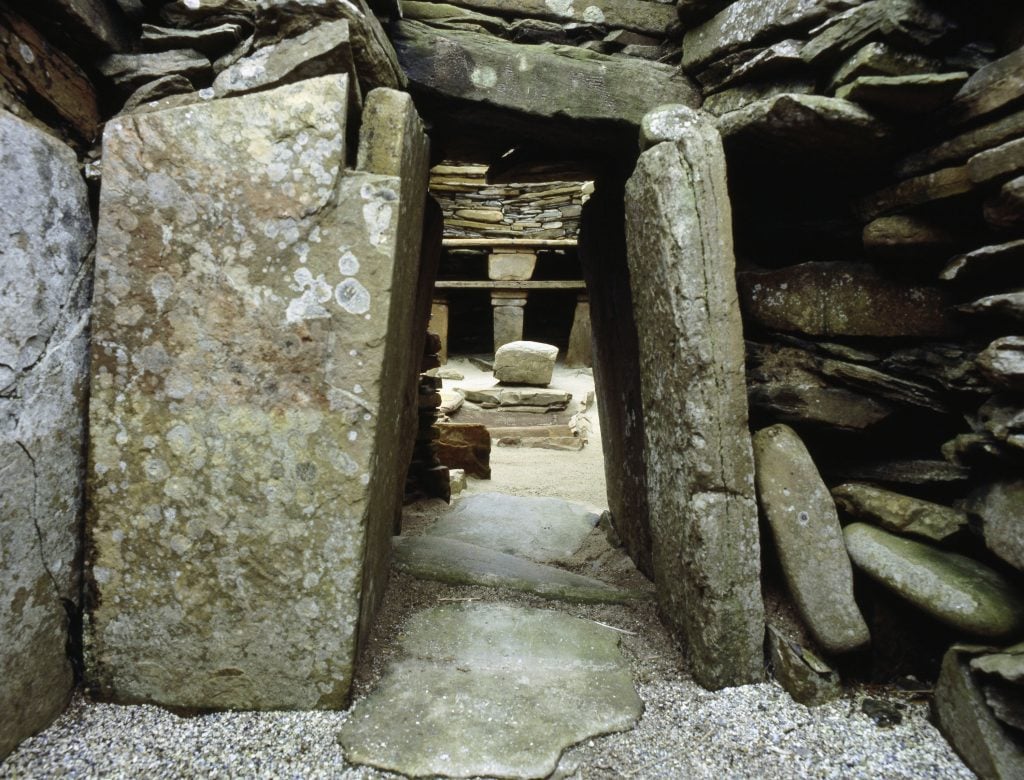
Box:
left=625, top=107, right=765, bottom=689
left=0, top=111, right=93, bottom=759
left=86, top=75, right=428, bottom=710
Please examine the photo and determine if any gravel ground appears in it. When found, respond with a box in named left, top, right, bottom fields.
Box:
left=0, top=361, right=974, bottom=779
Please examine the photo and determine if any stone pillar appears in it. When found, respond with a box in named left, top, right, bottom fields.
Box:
left=430, top=296, right=449, bottom=364
left=86, top=75, right=429, bottom=710
left=625, top=107, right=764, bottom=689
left=0, top=112, right=93, bottom=760
left=492, top=291, right=527, bottom=353
left=565, top=294, right=593, bottom=368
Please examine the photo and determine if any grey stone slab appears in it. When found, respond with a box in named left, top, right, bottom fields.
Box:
left=393, top=536, right=645, bottom=604
left=836, top=73, right=968, bottom=115
left=832, top=483, right=967, bottom=542
left=948, top=44, right=1024, bottom=127
left=0, top=111, right=92, bottom=760
left=857, top=164, right=975, bottom=222
left=141, top=22, right=246, bottom=56
left=768, top=625, right=842, bottom=706
left=405, top=0, right=679, bottom=35
left=828, top=41, right=942, bottom=91
left=625, top=113, right=765, bottom=689
left=86, top=75, right=426, bottom=710
left=427, top=492, right=599, bottom=562
left=459, top=387, right=572, bottom=408
left=964, top=481, right=1024, bottom=572
left=959, top=292, right=1024, bottom=322
left=844, top=524, right=1024, bottom=639
left=753, top=425, right=869, bottom=654
left=338, top=603, right=643, bottom=779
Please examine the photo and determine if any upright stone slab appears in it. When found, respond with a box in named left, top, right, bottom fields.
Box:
left=86, top=75, right=427, bottom=710
left=0, top=111, right=93, bottom=759
left=624, top=108, right=765, bottom=689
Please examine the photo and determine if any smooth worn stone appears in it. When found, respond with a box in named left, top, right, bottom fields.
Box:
left=801, top=0, right=954, bottom=67
left=717, top=94, right=891, bottom=164
left=401, top=0, right=512, bottom=35
left=497, top=435, right=584, bottom=450
left=934, top=646, right=1024, bottom=780
left=832, top=483, right=967, bottom=542
left=681, top=0, right=858, bottom=70
left=338, top=603, right=643, bottom=779
left=963, top=481, right=1024, bottom=572
left=959, top=292, right=1024, bottom=322
left=427, top=492, right=598, bottom=563
left=488, top=252, right=537, bottom=280
left=87, top=75, right=428, bottom=710
left=254, top=0, right=406, bottom=91
left=97, top=49, right=212, bottom=93
left=862, top=214, right=957, bottom=260
left=967, top=137, right=1024, bottom=186
left=460, top=387, right=571, bottom=409
left=978, top=336, right=1024, bottom=391
left=753, top=425, right=869, bottom=654
left=0, top=111, right=92, bottom=761
left=828, top=41, right=942, bottom=91
left=738, top=262, right=956, bottom=339
left=393, top=536, right=643, bottom=604
left=213, top=20, right=357, bottom=102
left=948, top=44, right=1024, bottom=127
left=0, top=7, right=101, bottom=145
left=494, top=341, right=558, bottom=386
left=625, top=123, right=764, bottom=688
left=676, top=0, right=733, bottom=24
left=898, top=107, right=1024, bottom=179
left=941, top=238, right=1024, bottom=282
left=856, top=164, right=975, bottom=221
left=393, top=20, right=698, bottom=131
left=435, top=422, right=491, bottom=478
left=140, top=22, right=247, bottom=55
left=984, top=174, right=1024, bottom=230
left=120, top=75, right=194, bottom=113
left=836, top=72, right=968, bottom=114
left=768, top=625, right=842, bottom=707
left=844, top=523, right=1024, bottom=638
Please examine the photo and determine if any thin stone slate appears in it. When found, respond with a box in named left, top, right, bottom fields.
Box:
left=427, top=492, right=600, bottom=562
left=393, top=535, right=646, bottom=604
left=338, top=603, right=643, bottom=779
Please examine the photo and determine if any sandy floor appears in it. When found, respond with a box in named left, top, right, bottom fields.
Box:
left=0, top=358, right=973, bottom=779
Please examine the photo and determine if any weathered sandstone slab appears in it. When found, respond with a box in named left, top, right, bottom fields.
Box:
left=0, top=111, right=93, bottom=760
left=86, top=75, right=427, bottom=710
left=625, top=109, right=764, bottom=688
left=832, top=483, right=967, bottom=541
left=753, top=425, right=869, bottom=654
left=978, top=336, right=1024, bottom=391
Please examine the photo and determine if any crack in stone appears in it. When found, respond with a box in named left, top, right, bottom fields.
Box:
left=15, top=440, right=62, bottom=600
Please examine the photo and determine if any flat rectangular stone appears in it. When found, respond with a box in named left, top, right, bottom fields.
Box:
left=86, top=75, right=425, bottom=710
left=410, top=0, right=679, bottom=35
left=856, top=164, right=975, bottom=221
left=897, top=107, right=1024, bottom=178
left=948, top=44, right=1024, bottom=127
left=968, top=137, right=1024, bottom=186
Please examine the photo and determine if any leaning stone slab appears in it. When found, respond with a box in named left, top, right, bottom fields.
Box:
left=934, top=646, right=1024, bottom=780
left=0, top=111, right=93, bottom=760
left=494, top=341, right=558, bottom=386
left=87, top=75, right=427, bottom=710
left=753, top=425, right=869, bottom=654
left=832, top=483, right=967, bottom=541
left=844, top=524, right=1024, bottom=639
left=967, top=137, right=1024, bottom=186
left=393, top=536, right=644, bottom=604
left=899, top=107, right=1024, bottom=178
left=963, top=481, right=1024, bottom=572
left=427, top=492, right=599, bottom=563
left=836, top=73, right=968, bottom=115
left=768, top=626, right=842, bottom=706
left=738, top=261, right=956, bottom=339
left=625, top=109, right=764, bottom=688
left=412, top=0, right=679, bottom=36
left=460, top=386, right=571, bottom=409
left=97, top=49, right=211, bottom=93
left=338, top=603, right=643, bottom=779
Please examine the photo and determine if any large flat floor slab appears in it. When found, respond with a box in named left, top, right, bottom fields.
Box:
left=426, top=492, right=599, bottom=562
left=393, top=535, right=646, bottom=604
left=338, top=603, right=643, bottom=778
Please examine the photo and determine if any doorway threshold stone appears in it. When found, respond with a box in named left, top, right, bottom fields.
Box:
left=393, top=536, right=647, bottom=604
left=338, top=603, right=643, bottom=778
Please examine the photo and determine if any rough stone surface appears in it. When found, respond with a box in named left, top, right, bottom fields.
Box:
left=934, top=646, right=1024, bottom=780
left=753, top=425, right=869, bottom=654
left=392, top=536, right=642, bottom=604
left=120, top=75, right=193, bottom=114
left=978, top=336, right=1024, bottom=391
left=767, top=626, right=842, bottom=707
left=86, top=76, right=426, bottom=710
left=494, top=341, right=558, bottom=386
left=625, top=125, right=765, bottom=688
left=959, top=292, right=1024, bottom=322
left=435, top=422, right=491, bottom=478
left=97, top=49, right=211, bottom=93
left=407, top=0, right=679, bottom=35
left=0, top=111, right=93, bottom=760
left=639, top=103, right=705, bottom=150
left=338, top=603, right=643, bottom=779
left=844, top=524, right=1024, bottom=639
left=836, top=73, right=968, bottom=114
left=738, top=262, right=956, bottom=338
left=427, top=492, right=598, bottom=563
left=963, top=481, right=1024, bottom=572
left=460, top=387, right=571, bottom=409
left=832, top=483, right=968, bottom=542
left=967, top=136, right=1024, bottom=186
